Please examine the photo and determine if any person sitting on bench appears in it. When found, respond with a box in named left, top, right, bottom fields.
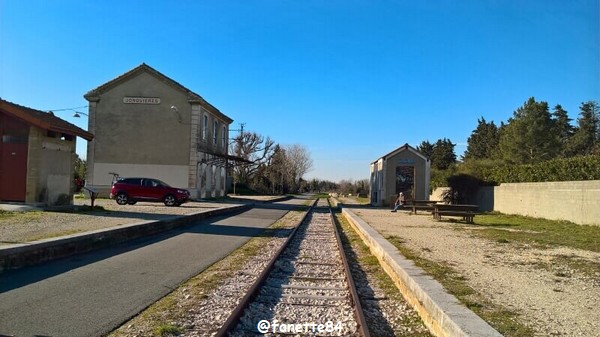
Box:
left=391, top=192, right=405, bottom=212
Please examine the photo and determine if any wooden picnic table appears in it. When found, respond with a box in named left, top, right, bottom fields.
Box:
left=432, top=204, right=479, bottom=223
left=408, top=200, right=441, bottom=214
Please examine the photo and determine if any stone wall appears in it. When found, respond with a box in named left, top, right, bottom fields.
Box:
left=432, top=181, right=600, bottom=226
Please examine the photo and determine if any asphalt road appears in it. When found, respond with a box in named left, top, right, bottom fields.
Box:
left=0, top=199, right=307, bottom=337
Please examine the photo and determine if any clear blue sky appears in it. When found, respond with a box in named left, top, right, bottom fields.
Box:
left=1, top=1, right=598, bottom=182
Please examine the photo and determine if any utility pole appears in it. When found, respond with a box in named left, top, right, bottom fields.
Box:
left=229, top=122, right=246, bottom=195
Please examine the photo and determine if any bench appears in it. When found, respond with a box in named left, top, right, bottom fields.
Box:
left=432, top=204, right=479, bottom=224
left=409, top=200, right=441, bottom=214
left=82, top=186, right=99, bottom=208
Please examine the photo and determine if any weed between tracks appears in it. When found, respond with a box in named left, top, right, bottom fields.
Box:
left=108, top=209, right=305, bottom=337
left=386, top=236, right=535, bottom=337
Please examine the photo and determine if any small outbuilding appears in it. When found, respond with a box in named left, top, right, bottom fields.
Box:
left=0, top=99, right=94, bottom=205
left=369, top=143, right=430, bottom=206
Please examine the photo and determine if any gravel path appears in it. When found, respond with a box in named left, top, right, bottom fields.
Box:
left=346, top=205, right=600, bottom=337
left=0, top=199, right=242, bottom=245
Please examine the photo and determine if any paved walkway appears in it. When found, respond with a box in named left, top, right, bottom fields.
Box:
left=0, top=198, right=246, bottom=245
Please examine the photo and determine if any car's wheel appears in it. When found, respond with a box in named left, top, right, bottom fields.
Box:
left=116, top=193, right=129, bottom=205
left=164, top=194, right=177, bottom=206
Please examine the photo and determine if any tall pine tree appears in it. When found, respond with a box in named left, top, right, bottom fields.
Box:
left=497, top=97, right=560, bottom=164
left=552, top=104, right=574, bottom=156
left=565, top=101, right=599, bottom=156
left=431, top=138, right=456, bottom=170
left=417, top=140, right=434, bottom=159
left=464, top=117, right=499, bottom=161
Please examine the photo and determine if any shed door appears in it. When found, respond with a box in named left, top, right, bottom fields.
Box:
left=0, top=114, right=29, bottom=202
left=395, top=165, right=415, bottom=199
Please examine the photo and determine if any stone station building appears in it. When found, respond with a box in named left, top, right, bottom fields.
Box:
left=84, top=64, right=235, bottom=199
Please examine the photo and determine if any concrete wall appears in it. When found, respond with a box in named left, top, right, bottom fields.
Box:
left=482, top=181, right=600, bottom=226
left=26, top=127, right=75, bottom=205
left=430, top=187, right=450, bottom=202
left=432, top=181, right=600, bottom=226
left=369, top=160, right=383, bottom=205
left=90, top=72, right=192, bottom=165
left=86, top=71, right=192, bottom=192
left=92, top=163, right=189, bottom=187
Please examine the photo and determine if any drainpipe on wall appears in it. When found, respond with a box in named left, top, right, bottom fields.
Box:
left=381, top=158, right=387, bottom=207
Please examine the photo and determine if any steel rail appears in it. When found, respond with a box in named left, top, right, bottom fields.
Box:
left=214, top=198, right=318, bottom=337
left=215, top=197, right=370, bottom=337
left=329, top=200, right=371, bottom=337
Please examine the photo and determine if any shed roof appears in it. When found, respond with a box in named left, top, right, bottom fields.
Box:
left=0, top=98, right=94, bottom=141
left=84, top=63, right=233, bottom=124
left=373, top=143, right=429, bottom=163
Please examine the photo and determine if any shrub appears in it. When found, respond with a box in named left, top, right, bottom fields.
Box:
left=463, top=155, right=600, bottom=184
left=442, top=173, right=484, bottom=204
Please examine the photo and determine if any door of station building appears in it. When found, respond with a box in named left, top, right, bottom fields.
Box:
left=0, top=114, right=29, bottom=202
left=395, top=165, right=415, bottom=199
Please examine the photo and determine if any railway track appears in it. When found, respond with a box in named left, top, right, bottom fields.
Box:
left=216, top=198, right=370, bottom=337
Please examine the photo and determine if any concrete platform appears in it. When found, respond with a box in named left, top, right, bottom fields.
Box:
left=0, top=194, right=301, bottom=272
left=0, top=204, right=250, bottom=272
left=0, top=203, right=43, bottom=212
left=342, top=207, right=503, bottom=337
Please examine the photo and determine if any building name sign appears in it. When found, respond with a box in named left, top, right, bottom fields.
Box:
left=398, top=158, right=416, bottom=164
left=123, top=97, right=161, bottom=104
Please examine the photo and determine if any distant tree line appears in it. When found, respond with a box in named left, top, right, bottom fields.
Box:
left=230, top=130, right=375, bottom=196
left=230, top=131, right=315, bottom=194
left=415, top=97, right=600, bottom=191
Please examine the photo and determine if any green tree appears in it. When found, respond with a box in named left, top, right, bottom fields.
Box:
left=74, top=154, right=86, bottom=181
left=552, top=104, right=574, bottom=155
left=416, top=140, right=434, bottom=159
left=266, top=145, right=288, bottom=194
left=431, top=138, right=456, bottom=170
left=565, top=101, right=599, bottom=156
left=74, top=154, right=86, bottom=192
left=463, top=117, right=499, bottom=161
left=497, top=97, right=560, bottom=164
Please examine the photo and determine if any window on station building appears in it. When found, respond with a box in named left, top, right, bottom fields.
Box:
left=202, top=114, right=208, bottom=141
left=222, top=125, right=227, bottom=149
left=213, top=120, right=218, bottom=144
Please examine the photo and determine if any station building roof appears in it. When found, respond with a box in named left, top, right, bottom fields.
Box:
left=0, top=98, right=94, bottom=141
left=84, top=63, right=233, bottom=124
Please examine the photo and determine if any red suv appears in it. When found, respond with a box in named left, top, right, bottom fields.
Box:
left=110, top=177, right=190, bottom=206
